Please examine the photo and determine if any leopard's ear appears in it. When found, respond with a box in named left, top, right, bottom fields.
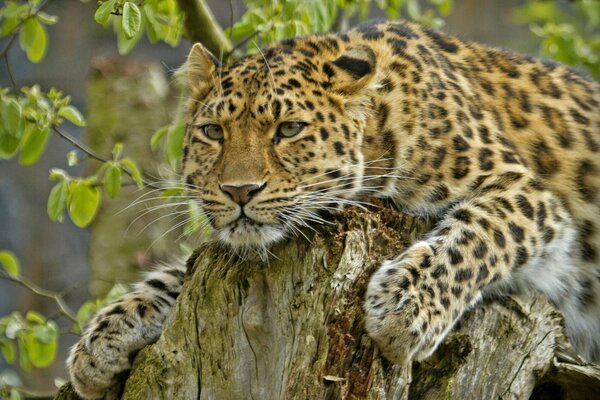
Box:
left=324, top=44, right=377, bottom=94
left=186, top=43, right=221, bottom=87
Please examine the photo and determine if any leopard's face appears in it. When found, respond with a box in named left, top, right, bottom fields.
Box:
left=182, top=42, right=378, bottom=250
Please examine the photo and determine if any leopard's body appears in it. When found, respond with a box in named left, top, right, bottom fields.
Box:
left=68, top=20, right=600, bottom=399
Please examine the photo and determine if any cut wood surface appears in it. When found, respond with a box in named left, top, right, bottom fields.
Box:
left=55, top=204, right=600, bottom=399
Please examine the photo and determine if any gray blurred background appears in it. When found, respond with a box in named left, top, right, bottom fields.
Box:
left=0, top=0, right=538, bottom=394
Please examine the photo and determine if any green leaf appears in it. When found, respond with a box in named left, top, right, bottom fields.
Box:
left=47, top=181, right=69, bottom=222
left=25, top=322, right=57, bottom=368
left=32, top=322, right=56, bottom=344
left=0, top=99, right=24, bottom=159
left=161, top=187, right=184, bottom=198
left=25, top=311, right=45, bottom=325
left=122, top=2, right=142, bottom=39
left=143, top=4, right=159, bottom=43
left=112, top=142, right=123, bottom=160
left=114, top=10, right=144, bottom=54
left=104, top=283, right=129, bottom=302
left=5, top=317, right=23, bottom=340
left=49, top=168, right=69, bottom=181
left=166, top=123, right=185, bottom=170
left=19, top=123, right=50, bottom=165
left=19, top=17, right=48, bottom=63
left=68, top=182, right=101, bottom=228
left=0, top=251, right=20, bottom=278
left=37, top=12, right=59, bottom=25
left=150, top=125, right=169, bottom=150
left=438, top=0, right=453, bottom=16
left=74, top=283, right=129, bottom=332
left=67, top=150, right=79, bottom=166
left=58, top=105, right=86, bottom=127
left=17, top=335, right=31, bottom=371
left=407, top=0, right=422, bottom=20
left=10, top=388, right=22, bottom=400
left=74, top=300, right=97, bottom=334
left=184, top=200, right=210, bottom=236
left=1, top=16, right=18, bottom=37
left=94, top=0, right=116, bottom=25
left=121, top=158, right=143, bottom=188
left=54, top=377, right=67, bottom=389
left=0, top=339, right=16, bottom=364
left=104, top=164, right=122, bottom=199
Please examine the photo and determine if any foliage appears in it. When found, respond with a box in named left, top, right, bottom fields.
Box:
left=92, top=0, right=184, bottom=54
left=0, top=311, right=59, bottom=371
left=0, top=251, right=20, bottom=279
left=0, top=251, right=129, bottom=395
left=0, top=257, right=59, bottom=375
left=227, top=0, right=453, bottom=49
left=0, top=86, right=84, bottom=165
left=513, top=0, right=600, bottom=77
left=0, top=0, right=57, bottom=63
left=0, top=85, right=147, bottom=228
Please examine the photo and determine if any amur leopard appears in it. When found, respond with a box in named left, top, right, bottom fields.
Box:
left=67, top=20, right=600, bottom=399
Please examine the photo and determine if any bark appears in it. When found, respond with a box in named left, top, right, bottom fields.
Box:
left=55, top=203, right=600, bottom=399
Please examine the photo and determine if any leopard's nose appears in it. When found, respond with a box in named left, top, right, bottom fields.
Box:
left=220, top=183, right=266, bottom=205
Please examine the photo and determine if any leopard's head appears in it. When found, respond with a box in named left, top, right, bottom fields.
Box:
left=181, top=40, right=379, bottom=252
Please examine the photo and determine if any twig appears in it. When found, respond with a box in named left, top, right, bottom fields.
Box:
left=53, top=126, right=110, bottom=163
left=226, top=30, right=261, bottom=58
left=52, top=126, right=163, bottom=190
left=1, top=34, right=18, bottom=92
left=3, top=53, right=17, bottom=93
left=0, top=271, right=77, bottom=324
left=0, top=33, right=17, bottom=61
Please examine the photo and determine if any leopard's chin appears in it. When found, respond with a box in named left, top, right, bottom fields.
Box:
left=216, top=217, right=286, bottom=249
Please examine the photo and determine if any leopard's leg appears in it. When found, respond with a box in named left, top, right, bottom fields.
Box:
left=364, top=171, right=587, bottom=365
left=556, top=261, right=600, bottom=363
left=67, top=262, right=186, bottom=399
left=510, top=208, right=600, bottom=363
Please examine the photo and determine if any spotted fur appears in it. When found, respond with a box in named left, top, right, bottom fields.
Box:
left=68, top=20, right=600, bottom=398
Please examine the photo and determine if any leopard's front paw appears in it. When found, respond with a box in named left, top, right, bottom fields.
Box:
left=67, top=296, right=165, bottom=399
left=67, top=340, right=129, bottom=400
left=364, top=242, right=455, bottom=364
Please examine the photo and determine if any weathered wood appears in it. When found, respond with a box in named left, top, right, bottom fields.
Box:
left=105, top=205, right=599, bottom=400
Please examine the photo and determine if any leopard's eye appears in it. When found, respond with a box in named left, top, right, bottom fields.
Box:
left=200, top=124, right=224, bottom=141
left=276, top=121, right=306, bottom=139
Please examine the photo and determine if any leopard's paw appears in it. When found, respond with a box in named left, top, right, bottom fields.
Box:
left=67, top=294, right=167, bottom=399
left=364, top=242, right=456, bottom=364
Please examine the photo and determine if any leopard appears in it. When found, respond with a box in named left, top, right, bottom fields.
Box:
left=67, top=20, right=600, bottom=399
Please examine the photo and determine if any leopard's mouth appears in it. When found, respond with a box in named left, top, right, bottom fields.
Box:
left=216, top=217, right=286, bottom=249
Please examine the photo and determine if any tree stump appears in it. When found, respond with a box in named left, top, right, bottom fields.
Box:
left=55, top=204, right=600, bottom=399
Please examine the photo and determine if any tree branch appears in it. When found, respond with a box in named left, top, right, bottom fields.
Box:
left=52, top=126, right=163, bottom=190
left=53, top=126, right=109, bottom=163
left=1, top=35, right=18, bottom=92
left=176, top=0, right=234, bottom=58
left=0, top=271, right=77, bottom=324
